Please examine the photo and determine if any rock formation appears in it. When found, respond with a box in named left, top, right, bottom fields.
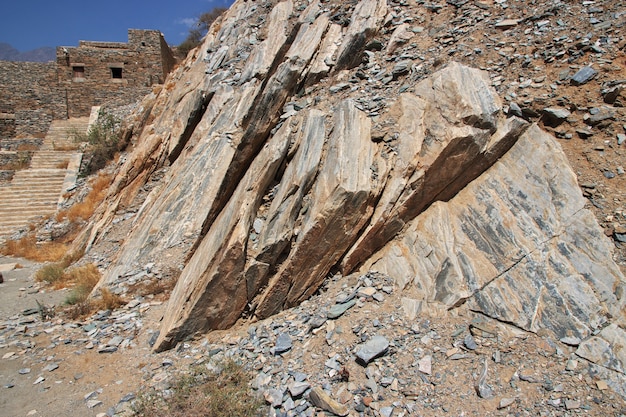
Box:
left=75, top=0, right=625, bottom=383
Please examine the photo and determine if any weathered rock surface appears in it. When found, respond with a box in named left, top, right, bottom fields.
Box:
left=364, top=124, right=625, bottom=340
left=71, top=0, right=625, bottom=366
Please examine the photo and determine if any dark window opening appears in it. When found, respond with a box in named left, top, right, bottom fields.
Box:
left=111, top=67, right=123, bottom=79
left=73, top=66, right=85, bottom=79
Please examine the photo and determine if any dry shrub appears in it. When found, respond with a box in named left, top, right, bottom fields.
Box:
left=34, top=259, right=92, bottom=286
left=63, top=263, right=101, bottom=303
left=99, top=287, right=124, bottom=309
left=65, top=300, right=94, bottom=320
left=65, top=288, right=124, bottom=320
left=35, top=263, right=66, bottom=285
left=2, top=235, right=68, bottom=262
left=57, top=173, right=112, bottom=223
left=132, top=360, right=264, bottom=417
left=128, top=278, right=176, bottom=298
left=61, top=264, right=124, bottom=318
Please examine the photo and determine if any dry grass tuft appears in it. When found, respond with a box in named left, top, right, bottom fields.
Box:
left=57, top=173, right=112, bottom=223
left=132, top=360, right=264, bottom=417
left=61, top=266, right=124, bottom=318
left=127, top=278, right=176, bottom=299
left=63, top=263, right=101, bottom=303
left=2, top=235, right=68, bottom=262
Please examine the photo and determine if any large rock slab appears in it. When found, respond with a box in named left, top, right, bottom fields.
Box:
left=75, top=0, right=624, bottom=358
left=365, top=124, right=626, bottom=340
left=340, top=62, right=529, bottom=273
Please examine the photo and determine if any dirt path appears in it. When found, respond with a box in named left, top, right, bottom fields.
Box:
left=0, top=256, right=168, bottom=417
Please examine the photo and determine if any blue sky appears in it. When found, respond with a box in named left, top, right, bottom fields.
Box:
left=0, top=0, right=235, bottom=52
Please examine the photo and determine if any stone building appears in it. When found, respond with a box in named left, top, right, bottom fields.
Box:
left=0, top=29, right=175, bottom=141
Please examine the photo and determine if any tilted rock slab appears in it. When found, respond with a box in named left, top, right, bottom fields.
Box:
left=72, top=0, right=625, bottom=357
left=153, top=60, right=534, bottom=351
left=364, top=124, right=626, bottom=341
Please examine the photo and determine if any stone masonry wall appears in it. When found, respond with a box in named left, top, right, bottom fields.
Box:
left=0, top=30, right=175, bottom=142
left=0, top=61, right=66, bottom=138
left=57, top=30, right=174, bottom=118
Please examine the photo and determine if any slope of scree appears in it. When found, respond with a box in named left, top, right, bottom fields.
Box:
left=70, top=0, right=625, bottom=382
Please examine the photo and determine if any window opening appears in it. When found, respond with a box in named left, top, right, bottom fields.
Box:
left=111, top=67, right=123, bottom=79
left=73, top=66, right=85, bottom=79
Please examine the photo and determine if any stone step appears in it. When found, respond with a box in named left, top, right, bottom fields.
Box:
left=0, top=211, right=56, bottom=221
left=7, top=181, right=66, bottom=189
left=1, top=121, right=84, bottom=240
left=0, top=198, right=59, bottom=206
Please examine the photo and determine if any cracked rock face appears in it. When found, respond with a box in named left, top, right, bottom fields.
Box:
left=76, top=0, right=625, bottom=362
left=365, top=124, right=626, bottom=340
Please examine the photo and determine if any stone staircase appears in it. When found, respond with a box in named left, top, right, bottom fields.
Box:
left=42, top=117, right=91, bottom=151
left=0, top=117, right=88, bottom=242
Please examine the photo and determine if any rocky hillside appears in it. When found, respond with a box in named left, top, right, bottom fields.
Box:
left=45, top=0, right=626, bottom=411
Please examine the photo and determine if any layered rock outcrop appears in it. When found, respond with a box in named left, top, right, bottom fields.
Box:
left=76, top=0, right=625, bottom=378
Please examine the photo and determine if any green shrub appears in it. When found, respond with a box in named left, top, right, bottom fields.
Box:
left=75, top=109, right=122, bottom=175
left=34, top=263, right=65, bottom=284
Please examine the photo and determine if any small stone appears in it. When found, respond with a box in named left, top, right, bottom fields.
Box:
left=446, top=347, right=461, bottom=358
left=18, top=368, right=31, bottom=375
left=33, top=376, right=45, bottom=385
left=617, top=133, right=626, bottom=145
left=288, top=381, right=310, bottom=397
left=585, top=106, right=615, bottom=126
left=43, top=363, right=59, bottom=372
left=329, top=83, right=350, bottom=94
left=571, top=66, right=597, bottom=86
left=576, top=128, right=594, bottom=139
left=547, top=398, right=561, bottom=407
left=357, top=287, right=377, bottom=298
left=564, top=399, right=581, bottom=410
left=464, top=334, right=478, bottom=350
left=498, top=397, right=515, bottom=409
left=380, top=406, right=394, bottom=417
left=495, top=19, right=519, bottom=29
left=308, top=386, right=349, bottom=416
left=508, top=102, right=523, bottom=118
left=86, top=400, right=103, bottom=409
left=542, top=108, right=571, bottom=127
left=253, top=218, right=263, bottom=234
left=98, top=346, right=117, bottom=353
left=120, top=393, right=136, bottom=402
left=264, top=388, right=283, bottom=407
left=418, top=355, right=432, bottom=375
left=327, top=299, right=356, bottom=319
left=2, top=352, right=15, bottom=359
left=475, top=358, right=494, bottom=399
left=355, top=335, right=389, bottom=365
left=84, top=391, right=98, bottom=400
left=273, top=332, right=292, bottom=355
left=27, top=410, right=37, bottom=416
left=596, top=380, right=608, bottom=390
left=565, top=359, right=578, bottom=371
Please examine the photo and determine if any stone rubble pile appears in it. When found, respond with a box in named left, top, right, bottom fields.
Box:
left=3, top=268, right=625, bottom=416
